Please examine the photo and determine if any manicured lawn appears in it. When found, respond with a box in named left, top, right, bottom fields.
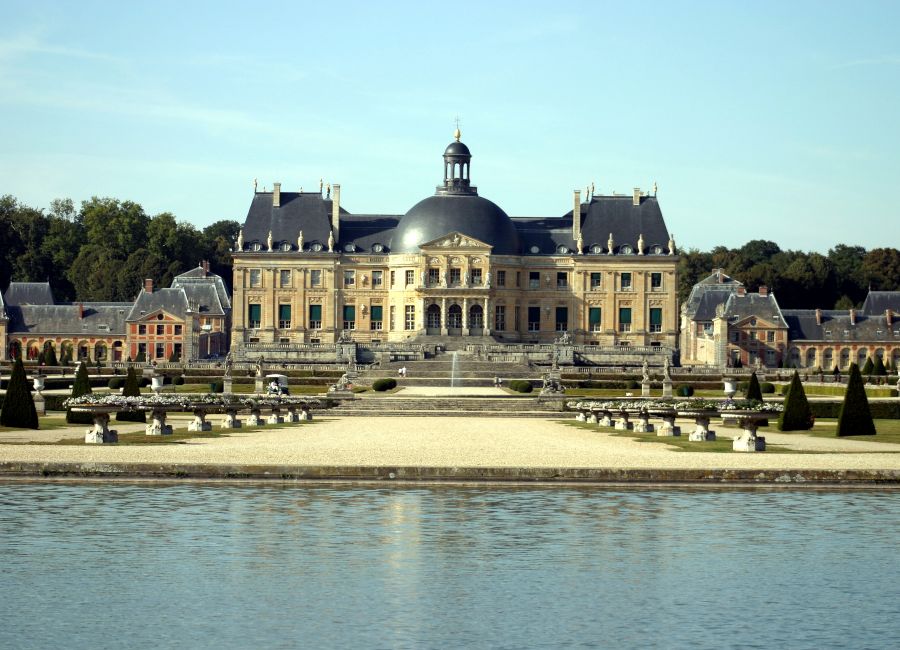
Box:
left=0, top=416, right=71, bottom=432
left=564, top=388, right=734, bottom=398
left=562, top=420, right=801, bottom=453
left=762, top=418, right=900, bottom=444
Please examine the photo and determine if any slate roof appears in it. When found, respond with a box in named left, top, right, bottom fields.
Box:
left=240, top=192, right=346, bottom=252
left=559, top=195, right=672, bottom=256
left=723, top=292, right=787, bottom=328
left=783, top=309, right=899, bottom=342
left=683, top=271, right=743, bottom=321
left=3, top=282, right=55, bottom=306
left=7, top=303, right=130, bottom=335
left=861, top=291, right=900, bottom=316
left=126, top=288, right=190, bottom=322
left=172, top=266, right=232, bottom=310
left=180, top=284, right=225, bottom=316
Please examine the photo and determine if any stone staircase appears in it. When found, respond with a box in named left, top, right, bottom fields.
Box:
left=328, top=396, right=566, bottom=418
left=360, top=352, right=537, bottom=388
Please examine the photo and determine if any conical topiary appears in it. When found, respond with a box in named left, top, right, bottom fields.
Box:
left=873, top=356, right=886, bottom=376
left=66, top=361, right=94, bottom=424
left=837, top=363, right=876, bottom=436
left=116, top=366, right=146, bottom=422
left=0, top=357, right=39, bottom=429
left=861, top=356, right=874, bottom=375
left=778, top=370, right=813, bottom=431
left=43, top=342, right=58, bottom=367
left=745, top=371, right=763, bottom=402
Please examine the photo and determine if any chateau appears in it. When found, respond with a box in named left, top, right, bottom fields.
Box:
left=230, top=131, right=679, bottom=359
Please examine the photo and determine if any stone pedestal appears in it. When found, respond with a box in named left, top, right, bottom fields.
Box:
left=299, top=406, right=312, bottom=420
left=246, top=408, right=262, bottom=426
left=633, top=413, right=654, bottom=433
left=84, top=412, right=118, bottom=444
left=188, top=410, right=212, bottom=432
left=688, top=415, right=716, bottom=442
left=145, top=409, right=172, bottom=436
left=575, top=412, right=586, bottom=422
left=733, top=417, right=766, bottom=452
left=285, top=407, right=300, bottom=423
left=614, top=412, right=632, bottom=430
left=587, top=412, right=598, bottom=424
left=641, top=381, right=650, bottom=397
left=221, top=409, right=242, bottom=429
left=33, top=393, right=46, bottom=416
left=661, top=378, right=673, bottom=398
left=254, top=377, right=265, bottom=394
left=266, top=409, right=284, bottom=425
left=656, top=414, right=681, bottom=437
left=223, top=378, right=233, bottom=394
left=599, top=413, right=613, bottom=427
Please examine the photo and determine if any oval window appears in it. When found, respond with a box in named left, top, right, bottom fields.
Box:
left=529, top=245, right=540, bottom=254
left=310, top=243, right=323, bottom=252
left=251, top=242, right=262, bottom=251
left=372, top=243, right=384, bottom=253
left=344, top=243, right=355, bottom=253
left=590, top=244, right=604, bottom=254
left=620, top=244, right=633, bottom=255
left=557, top=245, right=569, bottom=254
left=280, top=241, right=292, bottom=251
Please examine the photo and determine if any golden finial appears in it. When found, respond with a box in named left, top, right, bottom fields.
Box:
left=453, top=116, right=461, bottom=141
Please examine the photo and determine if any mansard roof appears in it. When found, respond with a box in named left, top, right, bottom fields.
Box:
left=683, top=271, right=744, bottom=321
left=561, top=195, right=672, bottom=255
left=240, top=191, right=346, bottom=252
left=723, top=292, right=787, bottom=328
left=861, top=291, right=900, bottom=316
left=6, top=303, right=129, bottom=336
left=126, top=288, right=190, bottom=322
left=3, top=282, right=55, bottom=306
left=172, top=266, right=232, bottom=310
left=783, top=309, right=899, bottom=342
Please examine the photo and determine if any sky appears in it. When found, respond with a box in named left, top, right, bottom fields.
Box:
left=1, top=0, right=898, bottom=253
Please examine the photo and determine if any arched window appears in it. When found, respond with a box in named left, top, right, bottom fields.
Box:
left=857, top=347, right=868, bottom=367
left=94, top=342, right=107, bottom=361
left=822, top=348, right=834, bottom=370
left=469, top=304, right=484, bottom=329
left=805, top=348, right=817, bottom=369
left=426, top=304, right=441, bottom=329
left=839, top=348, right=851, bottom=369
left=448, top=304, right=462, bottom=329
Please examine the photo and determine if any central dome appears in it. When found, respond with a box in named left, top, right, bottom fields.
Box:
left=391, top=194, right=521, bottom=254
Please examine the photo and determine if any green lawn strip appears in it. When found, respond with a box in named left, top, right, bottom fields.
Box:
left=52, top=418, right=321, bottom=445
left=563, top=388, right=727, bottom=398
left=560, top=419, right=803, bottom=453
left=0, top=416, right=71, bottom=432
left=759, top=419, right=900, bottom=444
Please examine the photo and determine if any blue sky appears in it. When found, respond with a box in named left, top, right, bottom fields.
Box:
left=1, top=0, right=898, bottom=252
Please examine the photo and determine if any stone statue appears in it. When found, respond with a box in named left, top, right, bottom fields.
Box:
left=319, top=178, right=323, bottom=194
left=326, top=183, right=331, bottom=199
left=663, top=357, right=671, bottom=380
left=637, top=233, right=645, bottom=255
left=668, top=233, right=675, bottom=255
left=255, top=357, right=263, bottom=377
left=642, top=360, right=649, bottom=383
left=485, top=271, right=491, bottom=287
left=267, top=230, right=273, bottom=252
left=421, top=270, right=426, bottom=286
left=576, top=233, right=584, bottom=255
left=607, top=233, right=615, bottom=255
left=236, top=229, right=244, bottom=251
left=253, top=178, right=257, bottom=192
left=327, top=230, right=335, bottom=253
left=297, top=230, right=304, bottom=251
left=440, top=270, right=447, bottom=287
left=653, top=181, right=658, bottom=196
left=223, top=353, right=233, bottom=378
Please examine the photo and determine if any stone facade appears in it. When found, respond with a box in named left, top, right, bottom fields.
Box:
left=231, top=134, right=679, bottom=358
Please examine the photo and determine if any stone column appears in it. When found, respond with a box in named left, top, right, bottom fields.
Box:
left=441, top=297, right=448, bottom=336
left=483, top=296, right=490, bottom=336
left=462, top=297, right=469, bottom=335
left=419, top=297, right=426, bottom=333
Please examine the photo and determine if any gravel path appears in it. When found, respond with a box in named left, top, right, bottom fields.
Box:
left=1, top=416, right=898, bottom=471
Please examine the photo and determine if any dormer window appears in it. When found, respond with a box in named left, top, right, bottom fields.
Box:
left=310, top=243, right=324, bottom=252
left=279, top=241, right=292, bottom=252
left=619, top=244, right=633, bottom=255
left=590, top=244, right=603, bottom=254
left=344, top=243, right=356, bottom=253
left=372, top=243, right=384, bottom=253
left=650, top=245, right=663, bottom=254
left=529, top=245, right=540, bottom=254
left=556, top=245, right=569, bottom=254
left=251, top=242, right=262, bottom=252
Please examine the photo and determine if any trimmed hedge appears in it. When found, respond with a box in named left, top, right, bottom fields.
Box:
left=837, top=363, right=876, bottom=436
left=675, top=385, right=694, bottom=397
left=108, top=377, right=124, bottom=390
left=745, top=372, right=763, bottom=401
left=759, top=382, right=775, bottom=394
left=779, top=371, right=813, bottom=431
left=209, top=381, right=225, bottom=394
left=0, top=357, right=38, bottom=429
left=508, top=380, right=534, bottom=393
left=66, top=363, right=94, bottom=425
left=173, top=375, right=185, bottom=386
left=116, top=366, right=146, bottom=422
left=372, top=378, right=397, bottom=392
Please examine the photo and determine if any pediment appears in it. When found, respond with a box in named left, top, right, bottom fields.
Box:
left=419, top=231, right=493, bottom=250
left=136, top=309, right=182, bottom=323
left=732, top=315, right=782, bottom=329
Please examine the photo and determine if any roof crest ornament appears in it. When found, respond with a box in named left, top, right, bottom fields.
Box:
left=236, top=229, right=244, bottom=251
left=453, top=115, right=461, bottom=141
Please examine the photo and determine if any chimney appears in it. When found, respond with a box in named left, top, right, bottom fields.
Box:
left=886, top=309, right=893, bottom=327
left=273, top=182, right=281, bottom=207
left=759, top=285, right=768, bottom=297
left=572, top=189, right=581, bottom=244
left=737, top=286, right=746, bottom=297
left=144, top=278, right=153, bottom=294
left=716, top=268, right=723, bottom=283
left=849, top=308, right=856, bottom=325
left=632, top=187, right=641, bottom=206
left=202, top=260, right=210, bottom=274
left=78, top=303, right=84, bottom=319
left=331, top=183, right=341, bottom=244
left=815, top=308, right=822, bottom=325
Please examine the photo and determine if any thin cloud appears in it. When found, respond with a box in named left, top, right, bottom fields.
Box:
left=0, top=31, right=121, bottom=63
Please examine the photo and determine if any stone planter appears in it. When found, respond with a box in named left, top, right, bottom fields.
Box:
left=650, top=409, right=680, bottom=437
left=633, top=411, right=654, bottom=433
left=613, top=410, right=632, bottom=431
left=188, top=408, right=212, bottom=432
left=678, top=410, right=717, bottom=442
left=221, top=408, right=242, bottom=429
left=267, top=408, right=284, bottom=425
left=145, top=407, right=173, bottom=436
left=730, top=412, right=769, bottom=452
left=246, top=408, right=262, bottom=426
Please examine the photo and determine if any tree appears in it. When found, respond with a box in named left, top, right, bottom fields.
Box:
left=828, top=244, right=867, bottom=307
left=134, top=350, right=146, bottom=363
left=0, top=357, right=38, bottom=429
left=778, top=371, right=813, bottom=431
left=42, top=341, right=58, bottom=366
left=66, top=361, right=94, bottom=424
left=836, top=363, right=876, bottom=436
left=81, top=197, right=149, bottom=253
left=860, top=248, right=900, bottom=292
left=116, top=366, right=146, bottom=422
left=872, top=356, right=887, bottom=376
left=745, top=371, right=763, bottom=401
left=861, top=357, right=874, bottom=375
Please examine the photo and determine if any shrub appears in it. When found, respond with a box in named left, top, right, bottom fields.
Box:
left=626, top=379, right=640, bottom=389
left=675, top=384, right=694, bottom=397
left=837, top=363, right=876, bottom=436
left=135, top=351, right=146, bottom=363
left=508, top=380, right=533, bottom=393
left=117, top=366, right=146, bottom=422
left=210, top=381, right=224, bottom=394
left=41, top=342, right=59, bottom=367
left=66, top=363, right=95, bottom=424
left=173, top=375, right=185, bottom=386
left=745, top=372, right=763, bottom=402
left=873, top=356, right=886, bottom=376
left=372, top=378, right=397, bottom=392
left=861, top=357, right=874, bottom=375
left=0, top=357, right=38, bottom=429
left=759, top=382, right=775, bottom=394
left=108, top=377, right=124, bottom=390
left=778, top=370, right=813, bottom=431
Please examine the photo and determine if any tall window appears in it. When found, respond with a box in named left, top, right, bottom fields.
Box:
left=450, top=268, right=461, bottom=285
left=404, top=305, right=415, bottom=330
left=278, top=304, right=292, bottom=329
left=556, top=272, right=568, bottom=289
left=280, top=270, right=291, bottom=287
left=471, top=268, right=483, bottom=285
left=405, top=270, right=414, bottom=286
left=618, top=307, right=632, bottom=332
left=428, top=268, right=440, bottom=285
left=514, top=306, right=521, bottom=331
left=555, top=307, right=568, bottom=331
left=248, top=303, right=261, bottom=329
left=649, top=308, right=662, bottom=333
left=343, top=270, right=355, bottom=287
left=589, top=307, right=601, bottom=332
left=173, top=343, right=182, bottom=360
left=370, top=305, right=383, bottom=330
left=497, top=270, right=506, bottom=287
left=495, top=305, right=506, bottom=331
left=310, top=269, right=322, bottom=287
left=390, top=305, right=396, bottom=330
left=155, top=343, right=165, bottom=359
left=650, top=272, right=662, bottom=290
left=138, top=324, right=146, bottom=335
left=516, top=271, right=521, bottom=287
left=767, top=331, right=775, bottom=343
left=590, top=273, right=602, bottom=290
left=308, top=304, right=322, bottom=329
left=343, top=305, right=356, bottom=330
left=249, top=269, right=261, bottom=287
left=529, top=272, right=540, bottom=289
left=390, top=270, right=395, bottom=287
left=174, top=325, right=182, bottom=335
left=137, top=343, right=147, bottom=359
left=156, top=324, right=164, bottom=335
left=372, top=270, right=383, bottom=287
left=528, top=307, right=541, bottom=331
left=621, top=273, right=632, bottom=290
left=427, top=304, right=441, bottom=329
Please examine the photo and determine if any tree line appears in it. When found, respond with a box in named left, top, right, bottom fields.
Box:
left=0, top=195, right=240, bottom=302
left=677, top=240, right=900, bottom=308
